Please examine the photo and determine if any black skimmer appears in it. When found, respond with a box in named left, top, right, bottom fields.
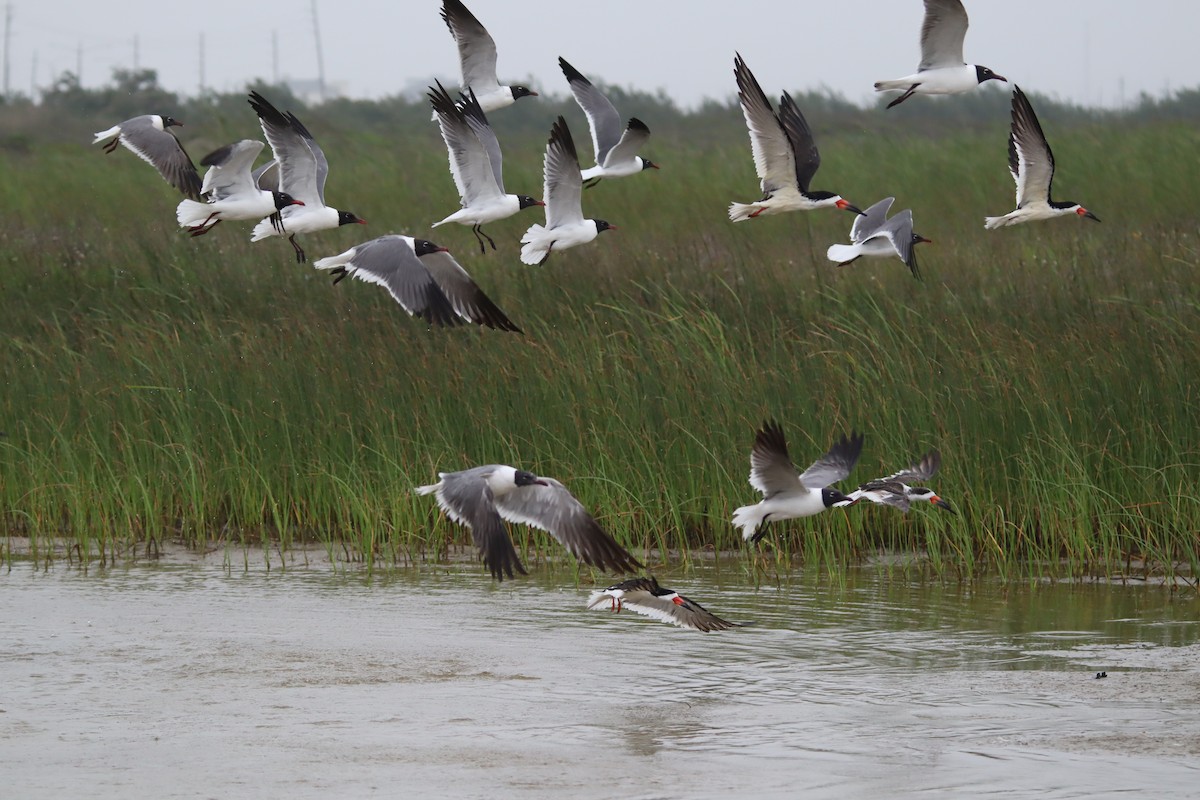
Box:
left=92, top=114, right=202, bottom=199
left=985, top=86, right=1101, bottom=229
left=438, top=0, right=537, bottom=116
left=728, top=54, right=863, bottom=222
left=827, top=197, right=930, bottom=280
left=733, top=421, right=864, bottom=543
left=176, top=140, right=304, bottom=236
left=415, top=465, right=642, bottom=581
left=847, top=449, right=956, bottom=514
left=587, top=577, right=739, bottom=632
left=520, top=117, right=616, bottom=265
left=874, top=0, right=1006, bottom=109
left=429, top=81, right=544, bottom=254
left=558, top=56, right=659, bottom=188
left=247, top=91, right=366, bottom=262
left=313, top=235, right=520, bottom=331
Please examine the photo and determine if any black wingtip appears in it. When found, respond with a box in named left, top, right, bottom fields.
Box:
left=558, top=56, right=589, bottom=86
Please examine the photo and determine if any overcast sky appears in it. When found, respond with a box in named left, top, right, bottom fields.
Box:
left=6, top=1, right=1195, bottom=108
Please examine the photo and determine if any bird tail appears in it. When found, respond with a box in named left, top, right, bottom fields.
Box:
left=519, top=225, right=550, bottom=265
left=313, top=248, right=355, bottom=272
left=873, top=79, right=911, bottom=92
left=413, top=482, right=441, bottom=496
left=983, top=214, right=1013, bottom=230
left=176, top=199, right=212, bottom=228
left=92, top=125, right=121, bottom=144
left=731, top=503, right=767, bottom=542
left=250, top=217, right=278, bottom=241
left=826, top=243, right=860, bottom=265
left=585, top=590, right=612, bottom=610
left=728, top=202, right=762, bottom=222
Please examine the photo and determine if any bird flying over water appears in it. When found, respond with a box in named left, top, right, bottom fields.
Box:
left=558, top=56, right=659, bottom=188
left=826, top=197, right=930, bottom=280
left=728, top=53, right=863, bottom=222
left=92, top=114, right=202, bottom=199
left=847, top=449, right=955, bottom=514
left=874, top=0, right=1006, bottom=109
left=733, top=421, right=864, bottom=543
left=587, top=577, right=739, bottom=632
left=415, top=465, right=642, bottom=581
left=176, top=140, right=304, bottom=236
left=984, top=86, right=1100, bottom=229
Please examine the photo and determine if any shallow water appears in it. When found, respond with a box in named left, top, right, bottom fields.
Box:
left=3, top=557, right=1199, bottom=799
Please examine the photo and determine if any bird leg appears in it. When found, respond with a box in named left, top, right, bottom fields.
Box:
left=472, top=224, right=496, bottom=253
left=330, top=266, right=350, bottom=285
left=583, top=177, right=602, bottom=190
left=103, top=137, right=121, bottom=154
left=749, top=206, right=766, bottom=218
left=536, top=242, right=554, bottom=266
left=886, top=85, right=919, bottom=110
left=288, top=234, right=307, bottom=263
left=187, top=213, right=220, bottom=237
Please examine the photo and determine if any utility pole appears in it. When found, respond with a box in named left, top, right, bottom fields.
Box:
left=311, top=0, right=326, bottom=101
left=3, top=4, right=13, bottom=99
left=76, top=41, right=82, bottom=83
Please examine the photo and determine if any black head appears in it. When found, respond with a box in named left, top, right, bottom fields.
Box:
left=161, top=115, right=184, bottom=128
left=337, top=211, right=366, bottom=227
left=272, top=191, right=304, bottom=211
left=912, top=233, right=932, bottom=246
left=641, top=159, right=660, bottom=171
left=517, top=195, right=545, bottom=211
left=975, top=66, right=1007, bottom=85
left=513, top=469, right=546, bottom=487
left=510, top=85, right=538, bottom=101
left=821, top=487, right=853, bottom=509
left=594, top=219, right=617, bottom=234
left=413, top=238, right=449, bottom=257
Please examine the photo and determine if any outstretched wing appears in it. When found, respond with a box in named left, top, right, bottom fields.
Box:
left=1008, top=86, right=1056, bottom=208
left=543, top=116, right=584, bottom=229
left=442, top=0, right=501, bottom=95
left=919, top=0, right=969, bottom=70
left=430, top=467, right=527, bottom=581
left=734, top=53, right=798, bottom=196
left=884, top=449, right=942, bottom=484
left=797, top=431, right=865, bottom=489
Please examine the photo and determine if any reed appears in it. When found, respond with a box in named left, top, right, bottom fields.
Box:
left=1, top=107, right=1197, bottom=582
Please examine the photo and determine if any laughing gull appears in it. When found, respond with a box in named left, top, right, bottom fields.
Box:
left=587, top=577, right=739, bottom=632
left=429, top=81, right=544, bottom=254
left=520, top=117, right=616, bottom=265
left=313, top=235, right=521, bottom=331
left=247, top=91, right=366, bottom=262
left=733, top=421, right=864, bottom=543
left=438, top=0, right=537, bottom=116
left=728, top=54, right=863, bottom=222
left=93, top=114, right=202, bottom=199
left=415, top=465, right=643, bottom=581
left=874, top=0, right=1006, bottom=109
left=176, top=140, right=304, bottom=236
left=558, top=56, right=659, bottom=188
left=847, top=449, right=956, bottom=514
left=985, top=87, right=1101, bottom=229
left=826, top=197, right=930, bottom=280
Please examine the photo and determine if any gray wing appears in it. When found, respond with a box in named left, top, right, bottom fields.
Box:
left=419, top=249, right=522, bottom=332
left=747, top=420, right=803, bottom=498
left=458, top=88, right=505, bottom=193
left=776, top=92, right=820, bottom=192
left=331, top=235, right=463, bottom=328
left=848, top=480, right=912, bottom=511
left=919, top=0, right=969, bottom=70
left=441, top=0, right=501, bottom=95
left=558, top=56, right=622, bottom=164
left=872, top=208, right=921, bottom=277
left=1008, top=87, right=1055, bottom=208
left=620, top=591, right=737, bottom=632
left=248, top=91, right=328, bottom=207
left=493, top=478, right=642, bottom=574
left=199, top=139, right=265, bottom=200
left=435, top=467, right=526, bottom=580
left=253, top=159, right=280, bottom=191
left=543, top=117, right=584, bottom=229
left=601, top=118, right=651, bottom=169
left=429, top=81, right=504, bottom=205
left=884, top=449, right=942, bottom=484
left=733, top=53, right=797, bottom=195
left=850, top=197, right=895, bottom=244
left=116, top=114, right=202, bottom=199
left=797, top=431, right=865, bottom=489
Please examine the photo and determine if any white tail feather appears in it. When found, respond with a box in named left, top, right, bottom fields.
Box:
left=826, top=243, right=860, bottom=264
left=413, top=482, right=441, bottom=496
left=731, top=504, right=766, bottom=541
left=984, top=215, right=1011, bottom=230
left=873, top=79, right=912, bottom=92
left=92, top=125, right=121, bottom=144
left=728, top=202, right=761, bottom=222
left=176, top=199, right=212, bottom=227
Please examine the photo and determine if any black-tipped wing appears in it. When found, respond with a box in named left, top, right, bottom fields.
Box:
left=116, top=115, right=202, bottom=199
left=747, top=419, right=803, bottom=498
left=776, top=92, right=821, bottom=192
left=918, top=0, right=969, bottom=70
left=734, top=53, right=797, bottom=196
left=798, top=431, right=864, bottom=490
left=442, top=0, right=501, bottom=95
left=420, top=249, right=522, bottom=332
left=434, top=467, right=526, bottom=580
left=884, top=449, right=942, bottom=484
left=322, top=235, right=463, bottom=328
left=248, top=91, right=329, bottom=207
left=199, top=139, right=264, bottom=201
left=848, top=480, right=912, bottom=511
left=588, top=578, right=737, bottom=632
left=458, top=87, right=505, bottom=192
left=544, top=116, right=584, bottom=229
left=429, top=81, right=505, bottom=205
left=872, top=208, right=921, bottom=279
left=1008, top=86, right=1055, bottom=208
left=602, top=118, right=651, bottom=169
left=850, top=197, right=896, bottom=244
left=559, top=56, right=623, bottom=164
left=493, top=478, right=642, bottom=574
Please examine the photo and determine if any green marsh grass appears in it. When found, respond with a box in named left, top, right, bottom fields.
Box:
left=1, top=100, right=1198, bottom=584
